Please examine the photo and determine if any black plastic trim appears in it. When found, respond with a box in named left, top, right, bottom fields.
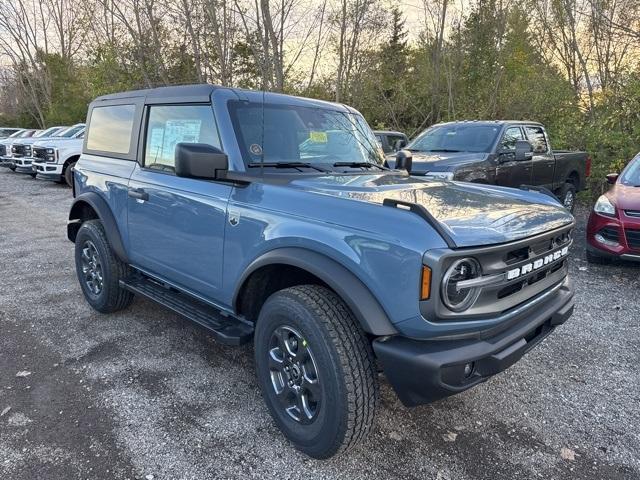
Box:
left=67, top=192, right=129, bottom=263
left=233, top=247, right=398, bottom=336
left=382, top=198, right=457, bottom=249
left=374, top=281, right=574, bottom=406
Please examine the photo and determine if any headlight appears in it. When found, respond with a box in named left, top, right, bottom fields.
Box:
left=594, top=195, right=615, bottom=217
left=424, top=171, right=454, bottom=181
left=46, top=148, right=54, bottom=154
left=441, top=258, right=482, bottom=312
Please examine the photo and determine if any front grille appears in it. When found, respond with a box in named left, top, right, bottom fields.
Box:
left=598, top=226, right=620, bottom=243
left=12, top=144, right=26, bottom=157
left=32, top=147, right=47, bottom=160
left=626, top=229, right=640, bottom=250
left=430, top=224, right=574, bottom=321
left=625, top=210, right=640, bottom=218
left=0, top=145, right=5, bottom=156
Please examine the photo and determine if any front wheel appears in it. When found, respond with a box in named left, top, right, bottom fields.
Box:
left=254, top=285, right=378, bottom=459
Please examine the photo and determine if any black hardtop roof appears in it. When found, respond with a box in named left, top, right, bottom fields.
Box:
left=92, top=84, right=358, bottom=113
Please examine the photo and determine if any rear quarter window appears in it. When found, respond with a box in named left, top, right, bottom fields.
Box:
left=86, top=104, right=136, bottom=155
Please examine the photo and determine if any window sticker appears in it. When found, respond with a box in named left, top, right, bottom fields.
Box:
left=162, top=120, right=202, bottom=156
left=147, top=127, right=165, bottom=163
left=309, top=131, right=328, bottom=143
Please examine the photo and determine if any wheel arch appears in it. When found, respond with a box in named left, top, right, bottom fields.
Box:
left=62, top=154, right=80, bottom=172
left=233, top=248, right=398, bottom=336
left=566, top=170, right=581, bottom=190
left=67, top=192, right=129, bottom=263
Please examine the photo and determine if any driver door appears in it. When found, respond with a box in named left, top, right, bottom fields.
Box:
left=127, top=103, right=232, bottom=299
left=495, top=126, right=533, bottom=187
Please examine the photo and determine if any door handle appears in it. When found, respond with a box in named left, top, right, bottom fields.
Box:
left=128, top=188, right=149, bottom=201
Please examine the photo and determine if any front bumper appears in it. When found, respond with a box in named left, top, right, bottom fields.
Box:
left=586, top=209, right=640, bottom=261
left=33, top=161, right=63, bottom=180
left=13, top=157, right=35, bottom=173
left=373, top=279, right=574, bottom=406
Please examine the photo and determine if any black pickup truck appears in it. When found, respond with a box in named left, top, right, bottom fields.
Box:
left=387, top=121, right=590, bottom=211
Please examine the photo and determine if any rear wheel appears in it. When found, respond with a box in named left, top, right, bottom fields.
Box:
left=64, top=161, right=76, bottom=187
left=74, top=220, right=133, bottom=313
left=254, top=285, right=378, bottom=459
left=558, top=182, right=577, bottom=212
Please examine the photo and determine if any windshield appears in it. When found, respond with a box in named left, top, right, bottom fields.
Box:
left=9, top=130, right=26, bottom=138
left=407, top=124, right=501, bottom=153
left=35, top=127, right=62, bottom=138
left=229, top=101, right=384, bottom=169
left=54, top=125, right=84, bottom=138
left=620, top=154, right=640, bottom=186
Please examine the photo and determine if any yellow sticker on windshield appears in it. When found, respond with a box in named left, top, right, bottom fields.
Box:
left=309, top=131, right=328, bottom=143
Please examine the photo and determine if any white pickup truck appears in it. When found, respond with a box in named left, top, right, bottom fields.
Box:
left=31, top=126, right=85, bottom=186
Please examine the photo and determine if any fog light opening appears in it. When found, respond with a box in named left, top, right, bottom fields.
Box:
left=594, top=233, right=619, bottom=247
left=463, top=362, right=475, bottom=378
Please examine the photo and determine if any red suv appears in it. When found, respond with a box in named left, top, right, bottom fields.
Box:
left=586, top=153, right=640, bottom=263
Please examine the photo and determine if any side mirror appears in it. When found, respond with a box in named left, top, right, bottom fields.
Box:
left=395, top=149, right=413, bottom=172
left=514, top=140, right=533, bottom=161
left=606, top=173, right=619, bottom=184
left=393, top=139, right=407, bottom=151
left=175, top=143, right=228, bottom=180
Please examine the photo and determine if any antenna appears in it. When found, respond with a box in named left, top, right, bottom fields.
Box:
left=260, top=77, right=266, bottom=176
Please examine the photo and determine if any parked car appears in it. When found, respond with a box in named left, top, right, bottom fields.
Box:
left=68, top=85, right=575, bottom=459
left=32, top=130, right=85, bottom=186
left=0, top=127, right=23, bottom=139
left=0, top=129, right=38, bottom=169
left=386, top=121, right=590, bottom=212
left=586, top=152, right=640, bottom=263
left=11, top=125, right=82, bottom=175
left=373, top=130, right=408, bottom=154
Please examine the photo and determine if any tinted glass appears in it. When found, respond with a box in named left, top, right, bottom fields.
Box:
left=0, top=129, right=19, bottom=137
left=500, top=127, right=524, bottom=150
left=387, top=135, right=406, bottom=151
left=144, top=105, right=220, bottom=172
left=525, top=126, right=548, bottom=153
left=55, top=125, right=84, bottom=138
left=408, top=124, right=500, bottom=153
left=35, top=127, right=62, bottom=138
left=229, top=101, right=383, bottom=166
left=620, top=154, right=640, bottom=186
left=9, top=130, right=26, bottom=138
left=87, top=104, right=136, bottom=154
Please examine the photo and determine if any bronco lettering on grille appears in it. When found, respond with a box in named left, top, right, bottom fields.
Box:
left=506, top=246, right=569, bottom=280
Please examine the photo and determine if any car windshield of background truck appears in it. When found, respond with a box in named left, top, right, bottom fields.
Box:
left=620, top=154, right=640, bottom=186
left=228, top=101, right=384, bottom=169
left=407, top=124, right=500, bottom=153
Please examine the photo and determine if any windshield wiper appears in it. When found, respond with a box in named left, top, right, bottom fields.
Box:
left=248, top=161, right=328, bottom=172
left=332, top=161, right=387, bottom=170
left=423, top=149, right=462, bottom=153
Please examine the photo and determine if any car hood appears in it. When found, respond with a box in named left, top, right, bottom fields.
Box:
left=610, top=184, right=640, bottom=210
left=386, top=151, right=490, bottom=173
left=289, top=173, right=573, bottom=248
left=32, top=138, right=82, bottom=149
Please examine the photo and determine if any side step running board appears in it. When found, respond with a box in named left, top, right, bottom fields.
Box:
left=120, top=275, right=253, bottom=345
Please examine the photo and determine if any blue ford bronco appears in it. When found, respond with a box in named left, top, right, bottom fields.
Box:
left=68, top=85, right=575, bottom=458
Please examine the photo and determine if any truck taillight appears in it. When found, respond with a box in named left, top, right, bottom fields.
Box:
left=586, top=156, right=592, bottom=177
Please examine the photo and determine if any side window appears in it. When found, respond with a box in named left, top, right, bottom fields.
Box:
left=500, top=127, right=524, bottom=151
left=144, top=105, right=220, bottom=172
left=86, top=104, right=136, bottom=154
left=525, top=126, right=548, bottom=154
left=387, top=135, right=406, bottom=151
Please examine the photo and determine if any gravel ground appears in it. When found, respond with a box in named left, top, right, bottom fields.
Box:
left=0, top=170, right=638, bottom=480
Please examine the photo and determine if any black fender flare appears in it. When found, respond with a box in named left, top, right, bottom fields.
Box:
left=67, top=192, right=129, bottom=263
left=233, top=247, right=398, bottom=336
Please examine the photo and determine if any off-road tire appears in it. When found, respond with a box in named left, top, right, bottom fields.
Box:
left=558, top=182, right=577, bottom=212
left=64, top=161, right=76, bottom=187
left=74, top=219, right=133, bottom=313
left=254, top=285, right=378, bottom=459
